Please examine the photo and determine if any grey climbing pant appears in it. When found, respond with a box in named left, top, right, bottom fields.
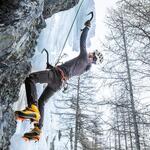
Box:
left=25, top=68, right=62, bottom=128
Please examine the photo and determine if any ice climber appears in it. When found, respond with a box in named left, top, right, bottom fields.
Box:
left=15, top=19, right=103, bottom=140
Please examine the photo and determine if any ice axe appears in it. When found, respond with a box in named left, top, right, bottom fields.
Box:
left=41, top=48, right=54, bottom=69
left=81, top=11, right=94, bottom=31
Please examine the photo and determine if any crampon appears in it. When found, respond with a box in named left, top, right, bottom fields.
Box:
left=22, top=126, right=41, bottom=142
left=22, top=135, right=40, bottom=142
left=15, top=104, right=40, bottom=123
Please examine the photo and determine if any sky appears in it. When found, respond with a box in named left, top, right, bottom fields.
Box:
left=90, top=0, right=117, bottom=50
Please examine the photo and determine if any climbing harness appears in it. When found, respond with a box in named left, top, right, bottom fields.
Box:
left=56, top=67, right=68, bottom=82
left=41, top=48, right=68, bottom=91
left=56, top=66, right=69, bottom=92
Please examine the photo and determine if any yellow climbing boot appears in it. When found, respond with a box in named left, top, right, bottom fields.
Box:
left=23, top=126, right=41, bottom=141
left=15, top=104, right=40, bottom=123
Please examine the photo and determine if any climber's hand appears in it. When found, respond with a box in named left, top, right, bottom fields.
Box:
left=46, top=63, right=54, bottom=69
left=84, top=20, right=91, bottom=27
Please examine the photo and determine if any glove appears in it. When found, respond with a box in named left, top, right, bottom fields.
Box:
left=84, top=20, right=91, bottom=27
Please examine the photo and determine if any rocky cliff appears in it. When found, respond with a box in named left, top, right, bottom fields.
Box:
left=0, top=0, right=79, bottom=149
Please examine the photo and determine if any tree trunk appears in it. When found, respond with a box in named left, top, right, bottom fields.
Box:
left=142, top=123, right=146, bottom=150
left=116, top=107, right=121, bottom=150
left=109, top=136, right=112, bottom=150
left=122, top=108, right=128, bottom=150
left=115, top=131, right=117, bottom=150
left=127, top=107, right=133, bottom=150
left=70, top=128, right=73, bottom=150
left=121, top=16, right=140, bottom=150
left=74, top=77, right=80, bottom=150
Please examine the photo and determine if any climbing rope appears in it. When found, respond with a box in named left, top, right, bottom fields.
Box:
left=54, top=0, right=85, bottom=66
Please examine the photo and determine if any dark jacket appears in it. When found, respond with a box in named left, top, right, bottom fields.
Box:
left=58, top=27, right=91, bottom=78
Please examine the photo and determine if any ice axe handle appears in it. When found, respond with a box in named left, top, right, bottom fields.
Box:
left=41, top=48, right=53, bottom=69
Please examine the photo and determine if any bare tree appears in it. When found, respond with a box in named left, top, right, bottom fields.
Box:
left=101, top=4, right=143, bottom=150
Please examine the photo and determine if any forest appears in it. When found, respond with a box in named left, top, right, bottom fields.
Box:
left=53, top=0, right=150, bottom=149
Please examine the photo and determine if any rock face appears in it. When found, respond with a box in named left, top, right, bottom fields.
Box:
left=0, top=0, right=79, bottom=149
left=43, top=0, right=79, bottom=19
